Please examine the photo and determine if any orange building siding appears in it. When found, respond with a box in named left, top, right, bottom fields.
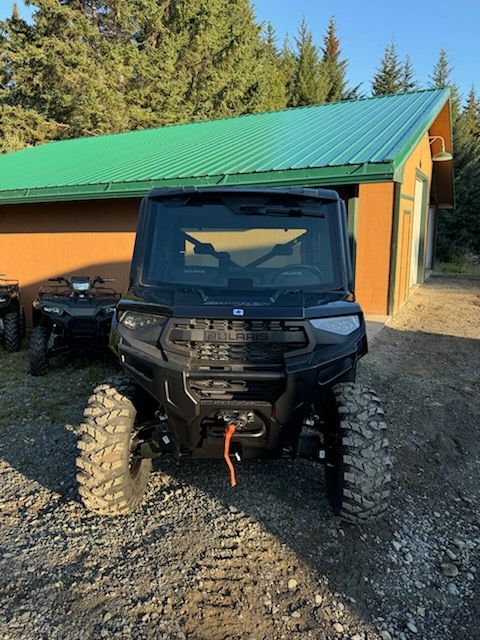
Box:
left=1, top=199, right=139, bottom=323
left=354, top=182, right=395, bottom=316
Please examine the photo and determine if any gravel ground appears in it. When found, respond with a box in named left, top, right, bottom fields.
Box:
left=0, top=275, right=479, bottom=640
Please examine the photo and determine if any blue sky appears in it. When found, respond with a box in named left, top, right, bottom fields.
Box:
left=253, top=0, right=479, bottom=97
left=1, top=0, right=478, bottom=97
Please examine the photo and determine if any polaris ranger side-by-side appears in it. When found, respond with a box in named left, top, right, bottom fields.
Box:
left=30, top=276, right=120, bottom=375
left=77, top=187, right=391, bottom=521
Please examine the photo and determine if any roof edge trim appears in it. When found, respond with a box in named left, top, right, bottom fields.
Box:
left=0, top=162, right=395, bottom=205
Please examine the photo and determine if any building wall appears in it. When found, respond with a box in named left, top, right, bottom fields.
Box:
left=354, top=182, right=395, bottom=316
left=0, top=199, right=139, bottom=323
left=0, top=170, right=429, bottom=324
left=392, top=132, right=433, bottom=313
left=2, top=186, right=399, bottom=324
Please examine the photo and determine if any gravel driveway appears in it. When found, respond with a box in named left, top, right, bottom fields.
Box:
left=1, top=276, right=479, bottom=640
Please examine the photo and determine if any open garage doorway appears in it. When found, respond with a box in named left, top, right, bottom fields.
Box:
left=410, top=177, right=427, bottom=287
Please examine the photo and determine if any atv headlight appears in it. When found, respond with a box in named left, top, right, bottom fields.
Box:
left=43, top=305, right=64, bottom=316
left=310, top=315, right=360, bottom=335
left=119, top=311, right=165, bottom=330
left=72, top=281, right=90, bottom=292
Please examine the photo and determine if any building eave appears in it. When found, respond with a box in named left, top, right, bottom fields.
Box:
left=0, top=162, right=395, bottom=206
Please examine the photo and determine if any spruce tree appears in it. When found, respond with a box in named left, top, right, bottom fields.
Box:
left=436, top=95, right=480, bottom=261
left=427, top=48, right=461, bottom=126
left=430, top=52, right=480, bottom=262
left=257, top=23, right=288, bottom=112
left=0, top=104, right=60, bottom=152
left=0, top=4, right=62, bottom=150
left=0, top=3, right=31, bottom=94
left=371, top=42, right=403, bottom=96
left=1, top=0, right=132, bottom=136
left=430, top=48, right=452, bottom=89
left=1, top=0, right=271, bottom=144
left=401, top=55, right=417, bottom=92
left=322, top=16, right=347, bottom=102
left=281, top=35, right=297, bottom=107
left=290, top=17, right=328, bottom=106
left=464, top=86, right=480, bottom=134
left=167, top=0, right=267, bottom=120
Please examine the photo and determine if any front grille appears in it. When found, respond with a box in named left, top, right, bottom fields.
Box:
left=169, top=318, right=308, bottom=368
left=70, top=318, right=97, bottom=334
left=189, top=378, right=285, bottom=403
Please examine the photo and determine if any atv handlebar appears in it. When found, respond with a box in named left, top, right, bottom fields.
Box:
left=48, top=276, right=70, bottom=285
left=92, top=276, right=115, bottom=285
left=47, top=276, right=115, bottom=287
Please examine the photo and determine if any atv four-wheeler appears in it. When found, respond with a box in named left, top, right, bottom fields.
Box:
left=30, top=276, right=120, bottom=376
left=77, top=188, right=391, bottom=522
left=0, top=276, right=24, bottom=353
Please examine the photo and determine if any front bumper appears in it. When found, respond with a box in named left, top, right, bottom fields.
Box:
left=114, top=316, right=366, bottom=458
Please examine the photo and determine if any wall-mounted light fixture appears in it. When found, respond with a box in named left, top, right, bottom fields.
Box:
left=429, top=135, right=453, bottom=162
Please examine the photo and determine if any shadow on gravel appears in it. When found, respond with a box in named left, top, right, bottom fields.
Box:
left=1, top=325, right=479, bottom=636
left=147, top=325, right=479, bottom=631
left=0, top=350, right=116, bottom=501
left=155, top=455, right=390, bottom=618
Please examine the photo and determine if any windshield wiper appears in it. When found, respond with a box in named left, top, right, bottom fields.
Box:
left=177, top=198, right=325, bottom=218
left=237, top=205, right=325, bottom=218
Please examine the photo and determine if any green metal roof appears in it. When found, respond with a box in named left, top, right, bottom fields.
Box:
left=0, top=88, right=450, bottom=205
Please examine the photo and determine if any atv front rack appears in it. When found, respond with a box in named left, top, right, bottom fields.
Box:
left=38, top=284, right=120, bottom=298
left=0, top=278, right=19, bottom=289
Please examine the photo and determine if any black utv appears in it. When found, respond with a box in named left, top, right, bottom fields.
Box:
left=30, top=276, right=120, bottom=376
left=0, top=276, right=24, bottom=353
left=77, top=187, right=391, bottom=522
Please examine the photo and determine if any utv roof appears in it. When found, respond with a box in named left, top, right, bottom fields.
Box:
left=147, top=186, right=341, bottom=201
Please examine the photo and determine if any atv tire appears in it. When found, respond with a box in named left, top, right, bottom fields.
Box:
left=4, top=312, right=20, bottom=353
left=324, top=382, right=391, bottom=523
left=76, top=376, right=152, bottom=516
left=29, top=326, right=49, bottom=376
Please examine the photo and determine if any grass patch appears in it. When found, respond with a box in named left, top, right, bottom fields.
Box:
left=0, top=345, right=115, bottom=428
left=435, top=252, right=480, bottom=276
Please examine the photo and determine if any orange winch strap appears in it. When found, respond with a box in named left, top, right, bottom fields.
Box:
left=224, top=423, right=237, bottom=487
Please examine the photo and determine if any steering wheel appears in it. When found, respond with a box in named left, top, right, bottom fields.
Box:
left=269, top=264, right=326, bottom=284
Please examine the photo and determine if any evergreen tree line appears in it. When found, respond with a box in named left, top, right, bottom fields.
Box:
left=0, top=2, right=478, bottom=261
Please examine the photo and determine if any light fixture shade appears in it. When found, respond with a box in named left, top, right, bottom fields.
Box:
left=432, top=150, right=453, bottom=162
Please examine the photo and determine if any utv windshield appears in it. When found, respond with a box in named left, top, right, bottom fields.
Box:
left=140, top=195, right=343, bottom=291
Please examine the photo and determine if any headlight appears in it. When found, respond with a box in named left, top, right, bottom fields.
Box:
left=43, top=306, right=64, bottom=315
left=72, top=282, right=90, bottom=292
left=310, top=315, right=360, bottom=335
left=119, top=311, right=165, bottom=330
left=0, top=297, right=7, bottom=303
